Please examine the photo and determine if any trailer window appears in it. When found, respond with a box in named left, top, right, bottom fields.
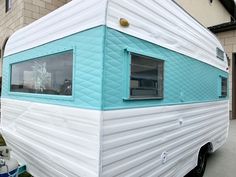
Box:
left=216, top=48, right=224, bottom=60
left=130, top=53, right=164, bottom=99
left=10, top=50, right=73, bottom=96
left=220, top=77, right=227, bottom=98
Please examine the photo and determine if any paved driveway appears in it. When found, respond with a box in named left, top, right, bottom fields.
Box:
left=204, top=120, right=236, bottom=177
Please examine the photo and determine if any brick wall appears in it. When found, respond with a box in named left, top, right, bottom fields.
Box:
left=23, top=0, right=71, bottom=25
left=0, top=0, right=24, bottom=53
left=0, top=0, right=70, bottom=75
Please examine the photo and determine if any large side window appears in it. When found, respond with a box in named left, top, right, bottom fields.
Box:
left=10, top=50, right=73, bottom=96
left=220, top=76, right=227, bottom=98
left=130, top=53, right=164, bottom=99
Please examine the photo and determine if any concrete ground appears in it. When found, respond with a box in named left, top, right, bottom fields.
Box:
left=204, top=120, right=236, bottom=177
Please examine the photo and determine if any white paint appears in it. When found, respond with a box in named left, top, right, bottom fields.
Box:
left=1, top=0, right=230, bottom=176
left=106, top=0, right=227, bottom=72
left=4, top=0, right=228, bottom=72
left=1, top=98, right=101, bottom=177
left=101, top=100, right=229, bottom=177
left=4, top=0, right=107, bottom=58
left=1, top=99, right=229, bottom=177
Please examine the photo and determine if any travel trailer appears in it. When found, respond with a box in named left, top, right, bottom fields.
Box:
left=1, top=0, right=229, bottom=177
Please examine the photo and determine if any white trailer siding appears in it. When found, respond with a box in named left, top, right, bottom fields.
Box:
left=1, top=98, right=101, bottom=177
left=4, top=0, right=227, bottom=72
left=101, top=101, right=229, bottom=177
left=106, top=0, right=227, bottom=72
left=1, top=0, right=229, bottom=177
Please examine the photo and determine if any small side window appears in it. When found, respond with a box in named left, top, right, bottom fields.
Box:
left=216, top=48, right=224, bottom=60
left=10, top=50, right=73, bottom=96
left=220, top=77, right=227, bottom=98
left=130, top=53, right=164, bottom=99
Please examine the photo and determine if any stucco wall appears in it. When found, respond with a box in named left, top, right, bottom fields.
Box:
left=175, top=0, right=231, bottom=27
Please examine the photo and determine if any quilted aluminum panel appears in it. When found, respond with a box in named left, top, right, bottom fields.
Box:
left=2, top=26, right=105, bottom=109
left=102, top=28, right=228, bottom=110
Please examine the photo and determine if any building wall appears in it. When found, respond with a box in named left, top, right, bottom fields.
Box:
left=175, top=0, right=231, bottom=27
left=0, top=0, right=70, bottom=75
left=23, top=0, right=70, bottom=26
left=0, top=0, right=24, bottom=56
left=216, top=31, right=236, bottom=118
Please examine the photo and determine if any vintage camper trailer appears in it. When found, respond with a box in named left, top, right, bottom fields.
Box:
left=1, top=0, right=229, bottom=177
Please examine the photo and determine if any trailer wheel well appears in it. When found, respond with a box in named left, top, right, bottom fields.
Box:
left=185, top=143, right=212, bottom=177
left=203, top=142, right=213, bottom=153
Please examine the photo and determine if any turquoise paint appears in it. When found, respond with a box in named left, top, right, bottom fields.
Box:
left=101, top=25, right=108, bottom=111
left=2, top=26, right=228, bottom=110
left=2, top=26, right=105, bottom=110
left=102, top=28, right=228, bottom=110
left=7, top=48, right=75, bottom=101
left=18, top=165, right=27, bottom=175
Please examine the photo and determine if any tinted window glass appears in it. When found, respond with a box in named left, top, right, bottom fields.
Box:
left=130, top=54, right=164, bottom=99
left=216, top=47, right=224, bottom=60
left=221, top=77, right=227, bottom=97
left=11, top=50, right=73, bottom=96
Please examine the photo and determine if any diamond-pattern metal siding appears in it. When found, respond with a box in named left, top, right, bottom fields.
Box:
left=2, top=26, right=105, bottom=109
left=102, top=28, right=228, bottom=110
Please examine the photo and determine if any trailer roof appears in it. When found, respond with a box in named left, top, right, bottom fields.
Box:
left=4, top=0, right=228, bottom=72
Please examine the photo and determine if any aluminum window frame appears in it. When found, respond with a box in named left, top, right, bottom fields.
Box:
left=9, top=49, right=75, bottom=99
left=220, top=76, right=228, bottom=98
left=123, top=49, right=164, bottom=100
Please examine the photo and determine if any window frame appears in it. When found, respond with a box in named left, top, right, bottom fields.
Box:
left=5, top=0, right=12, bottom=13
left=219, top=76, right=228, bottom=98
left=8, top=48, right=76, bottom=101
left=123, top=48, right=164, bottom=100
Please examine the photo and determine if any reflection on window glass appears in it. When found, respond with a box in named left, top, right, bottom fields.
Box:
left=221, top=77, right=227, bottom=98
left=11, top=50, right=73, bottom=96
left=130, top=53, right=164, bottom=99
